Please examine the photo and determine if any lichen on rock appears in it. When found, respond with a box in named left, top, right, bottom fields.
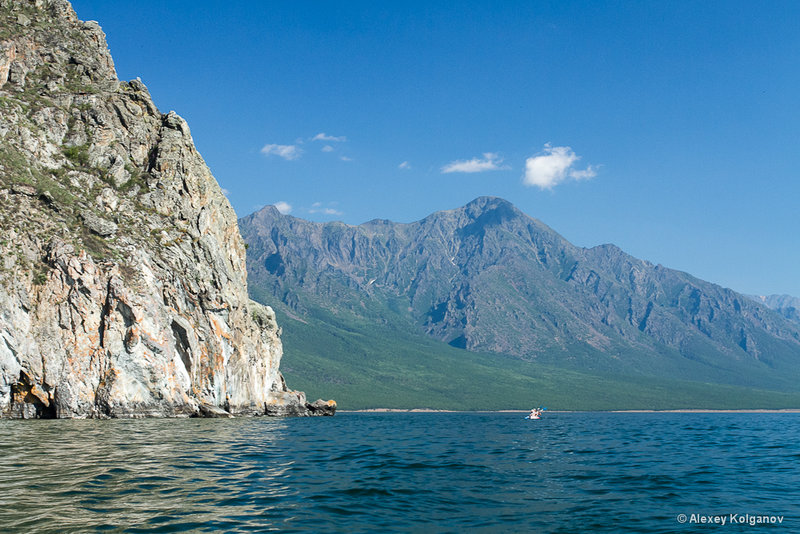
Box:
left=0, top=0, right=333, bottom=418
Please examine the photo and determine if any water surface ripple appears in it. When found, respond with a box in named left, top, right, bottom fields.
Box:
left=1, top=412, right=798, bottom=532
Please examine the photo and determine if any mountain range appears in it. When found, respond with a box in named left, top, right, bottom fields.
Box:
left=240, top=196, right=800, bottom=409
left=748, top=294, right=800, bottom=324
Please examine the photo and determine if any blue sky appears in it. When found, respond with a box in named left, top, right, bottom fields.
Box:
left=71, top=1, right=800, bottom=297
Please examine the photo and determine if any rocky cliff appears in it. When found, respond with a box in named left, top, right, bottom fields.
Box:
left=241, top=196, right=800, bottom=391
left=0, top=0, right=333, bottom=418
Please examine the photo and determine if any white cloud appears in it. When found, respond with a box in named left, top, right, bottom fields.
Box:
left=523, top=144, right=597, bottom=189
left=340, top=156, right=353, bottom=162
left=568, top=167, right=598, bottom=180
left=398, top=161, right=411, bottom=170
left=274, top=201, right=292, bottom=214
left=309, top=202, right=343, bottom=216
left=312, top=132, right=347, bottom=142
left=441, top=152, right=508, bottom=174
left=261, top=143, right=302, bottom=160
left=221, top=188, right=230, bottom=197
left=322, top=145, right=334, bottom=152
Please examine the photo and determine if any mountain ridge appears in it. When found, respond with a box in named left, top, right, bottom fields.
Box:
left=748, top=294, right=800, bottom=324
left=241, top=196, right=800, bottom=402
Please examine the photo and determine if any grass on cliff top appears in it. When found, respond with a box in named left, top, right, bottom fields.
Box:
left=264, top=293, right=800, bottom=411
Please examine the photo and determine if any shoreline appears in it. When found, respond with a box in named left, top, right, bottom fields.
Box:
left=340, top=408, right=800, bottom=413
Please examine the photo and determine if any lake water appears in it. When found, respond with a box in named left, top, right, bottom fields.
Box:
left=1, top=412, right=798, bottom=533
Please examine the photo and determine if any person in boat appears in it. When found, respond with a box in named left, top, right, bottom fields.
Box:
left=529, top=408, right=541, bottom=418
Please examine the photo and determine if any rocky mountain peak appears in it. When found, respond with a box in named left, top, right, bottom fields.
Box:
left=474, top=195, right=509, bottom=205
left=463, top=195, right=516, bottom=215
left=457, top=196, right=521, bottom=231
left=248, top=204, right=294, bottom=226
left=419, top=196, right=519, bottom=228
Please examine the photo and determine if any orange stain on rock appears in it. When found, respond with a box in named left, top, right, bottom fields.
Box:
left=208, top=314, right=232, bottom=341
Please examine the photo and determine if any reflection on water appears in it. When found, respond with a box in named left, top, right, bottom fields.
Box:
left=1, top=413, right=799, bottom=533
left=0, top=418, right=293, bottom=532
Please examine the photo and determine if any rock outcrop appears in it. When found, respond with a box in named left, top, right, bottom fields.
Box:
left=0, top=0, right=333, bottom=417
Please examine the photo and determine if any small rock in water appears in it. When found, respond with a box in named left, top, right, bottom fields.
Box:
left=197, top=405, right=233, bottom=418
left=308, top=399, right=337, bottom=416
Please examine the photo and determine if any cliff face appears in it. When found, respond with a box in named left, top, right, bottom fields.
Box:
left=0, top=0, right=333, bottom=418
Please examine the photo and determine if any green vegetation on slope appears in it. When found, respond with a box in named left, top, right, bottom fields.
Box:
left=262, top=293, right=800, bottom=411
